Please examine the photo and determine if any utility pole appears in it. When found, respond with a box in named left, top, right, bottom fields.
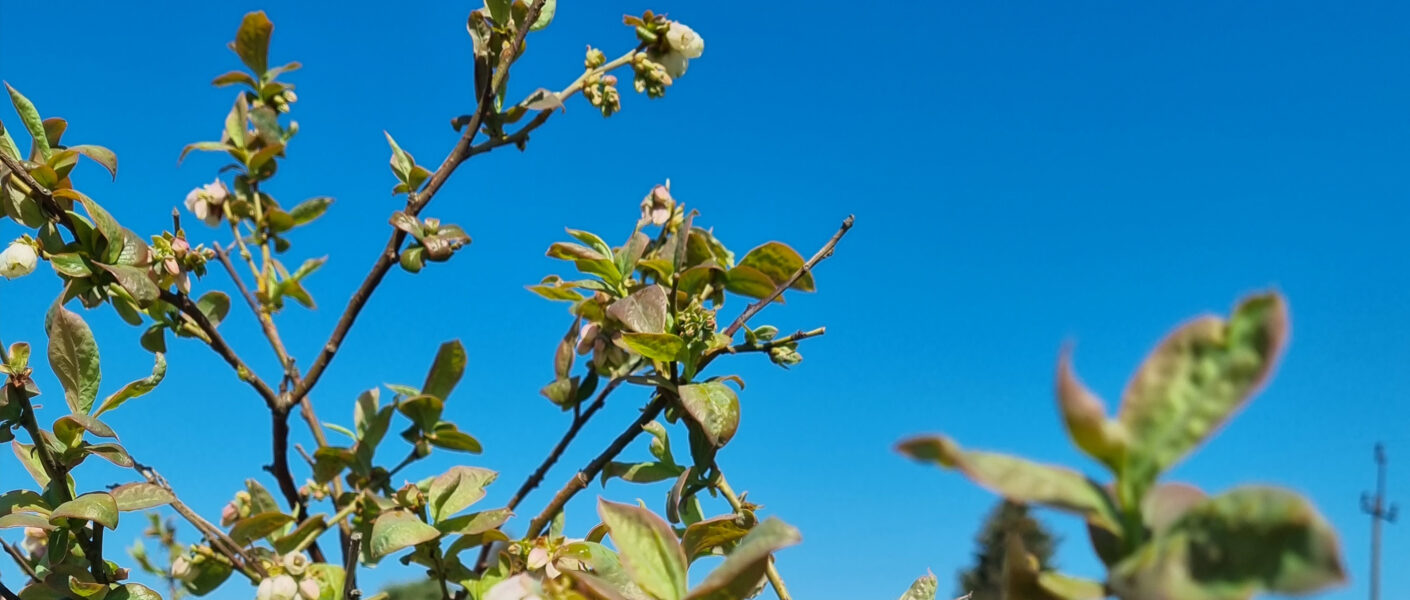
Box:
left=1360, top=443, right=1397, bottom=600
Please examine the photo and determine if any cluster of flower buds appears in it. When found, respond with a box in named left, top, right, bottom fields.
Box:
left=149, top=231, right=213, bottom=294
left=266, top=89, right=298, bottom=114
left=299, top=478, right=330, bottom=502
left=0, top=237, right=38, bottom=279
left=631, top=53, right=673, bottom=99
left=583, top=71, right=622, bottom=118
left=254, top=553, right=322, bottom=600
left=184, top=179, right=230, bottom=227
left=677, top=301, right=718, bottom=344
left=220, top=490, right=254, bottom=527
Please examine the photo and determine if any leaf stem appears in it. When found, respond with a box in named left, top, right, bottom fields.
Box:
left=716, top=474, right=791, bottom=600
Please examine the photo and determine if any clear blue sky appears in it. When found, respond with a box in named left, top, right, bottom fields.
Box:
left=2, top=1, right=1406, bottom=598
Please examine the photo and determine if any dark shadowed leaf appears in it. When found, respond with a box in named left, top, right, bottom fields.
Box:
left=98, top=264, right=158, bottom=307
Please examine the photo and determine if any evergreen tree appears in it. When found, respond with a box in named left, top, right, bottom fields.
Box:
left=956, top=500, right=1059, bottom=600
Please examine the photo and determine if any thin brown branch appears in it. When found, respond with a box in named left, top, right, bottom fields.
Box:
left=294, top=33, right=629, bottom=404
left=522, top=217, right=856, bottom=540
left=525, top=394, right=669, bottom=538
left=133, top=461, right=265, bottom=580
left=268, top=410, right=325, bottom=562
left=474, top=378, right=624, bottom=569
left=6, top=381, right=108, bottom=583
left=342, top=532, right=363, bottom=600
left=160, top=290, right=280, bottom=409
left=716, top=474, right=791, bottom=600
left=720, top=216, right=855, bottom=339
left=724, top=327, right=826, bottom=354
left=1, top=540, right=38, bottom=582
left=214, top=244, right=298, bottom=384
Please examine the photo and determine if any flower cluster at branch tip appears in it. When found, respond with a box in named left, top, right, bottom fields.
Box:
left=150, top=231, right=214, bottom=294
left=184, top=178, right=230, bottom=227
left=220, top=490, right=253, bottom=527
left=253, top=553, right=321, bottom=600
left=0, top=237, right=37, bottom=279
left=659, top=21, right=705, bottom=77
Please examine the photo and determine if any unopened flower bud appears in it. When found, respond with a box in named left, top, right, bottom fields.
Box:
left=298, top=578, right=321, bottom=600
left=281, top=552, right=310, bottom=576
left=258, top=575, right=298, bottom=600
left=0, top=240, right=37, bottom=280
left=585, top=47, right=606, bottom=69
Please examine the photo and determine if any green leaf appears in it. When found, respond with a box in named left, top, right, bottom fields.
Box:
left=436, top=507, right=512, bottom=535
left=69, top=145, right=118, bottom=180
left=0, top=512, right=52, bottom=530
left=46, top=300, right=101, bottom=414
left=229, top=511, right=294, bottom=546
left=1118, top=293, right=1289, bottom=488
left=97, top=264, right=158, bottom=307
left=87, top=442, right=134, bottom=467
left=368, top=509, right=441, bottom=560
left=677, top=382, right=740, bottom=449
left=601, top=461, right=684, bottom=486
left=197, top=291, right=231, bottom=326
left=0, top=489, right=49, bottom=516
left=897, top=570, right=937, bottom=600
left=422, top=340, right=467, bottom=402
left=290, top=197, right=333, bottom=225
left=273, top=514, right=329, bottom=554
left=110, top=483, right=175, bottom=512
left=94, top=353, right=166, bottom=416
left=1036, top=572, right=1106, bottom=600
left=384, top=132, right=415, bottom=186
left=6, top=83, right=50, bottom=160
left=57, top=189, right=121, bottom=246
left=312, top=447, right=353, bottom=483
left=598, top=499, right=688, bottom=600
left=428, top=425, right=482, bottom=454
left=50, top=492, right=119, bottom=529
left=735, top=242, right=814, bottom=291
left=685, top=518, right=802, bottom=600
left=1056, top=349, right=1126, bottom=471
left=485, top=0, right=511, bottom=25
left=48, top=253, right=92, bottom=278
left=896, top=435, right=1120, bottom=533
left=178, top=141, right=229, bottom=163
left=607, top=285, right=669, bottom=333
left=53, top=413, right=116, bottom=441
left=620, top=332, right=685, bottom=362
left=397, top=394, right=444, bottom=432
left=211, top=71, right=258, bottom=88
left=230, top=11, right=273, bottom=75
left=427, top=466, right=497, bottom=524
left=306, top=563, right=346, bottom=600
left=681, top=515, right=750, bottom=563
left=246, top=479, right=281, bottom=514
left=1110, top=486, right=1345, bottom=600
left=723, top=265, right=777, bottom=301
left=529, top=0, right=556, bottom=30
left=109, top=583, right=163, bottom=600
